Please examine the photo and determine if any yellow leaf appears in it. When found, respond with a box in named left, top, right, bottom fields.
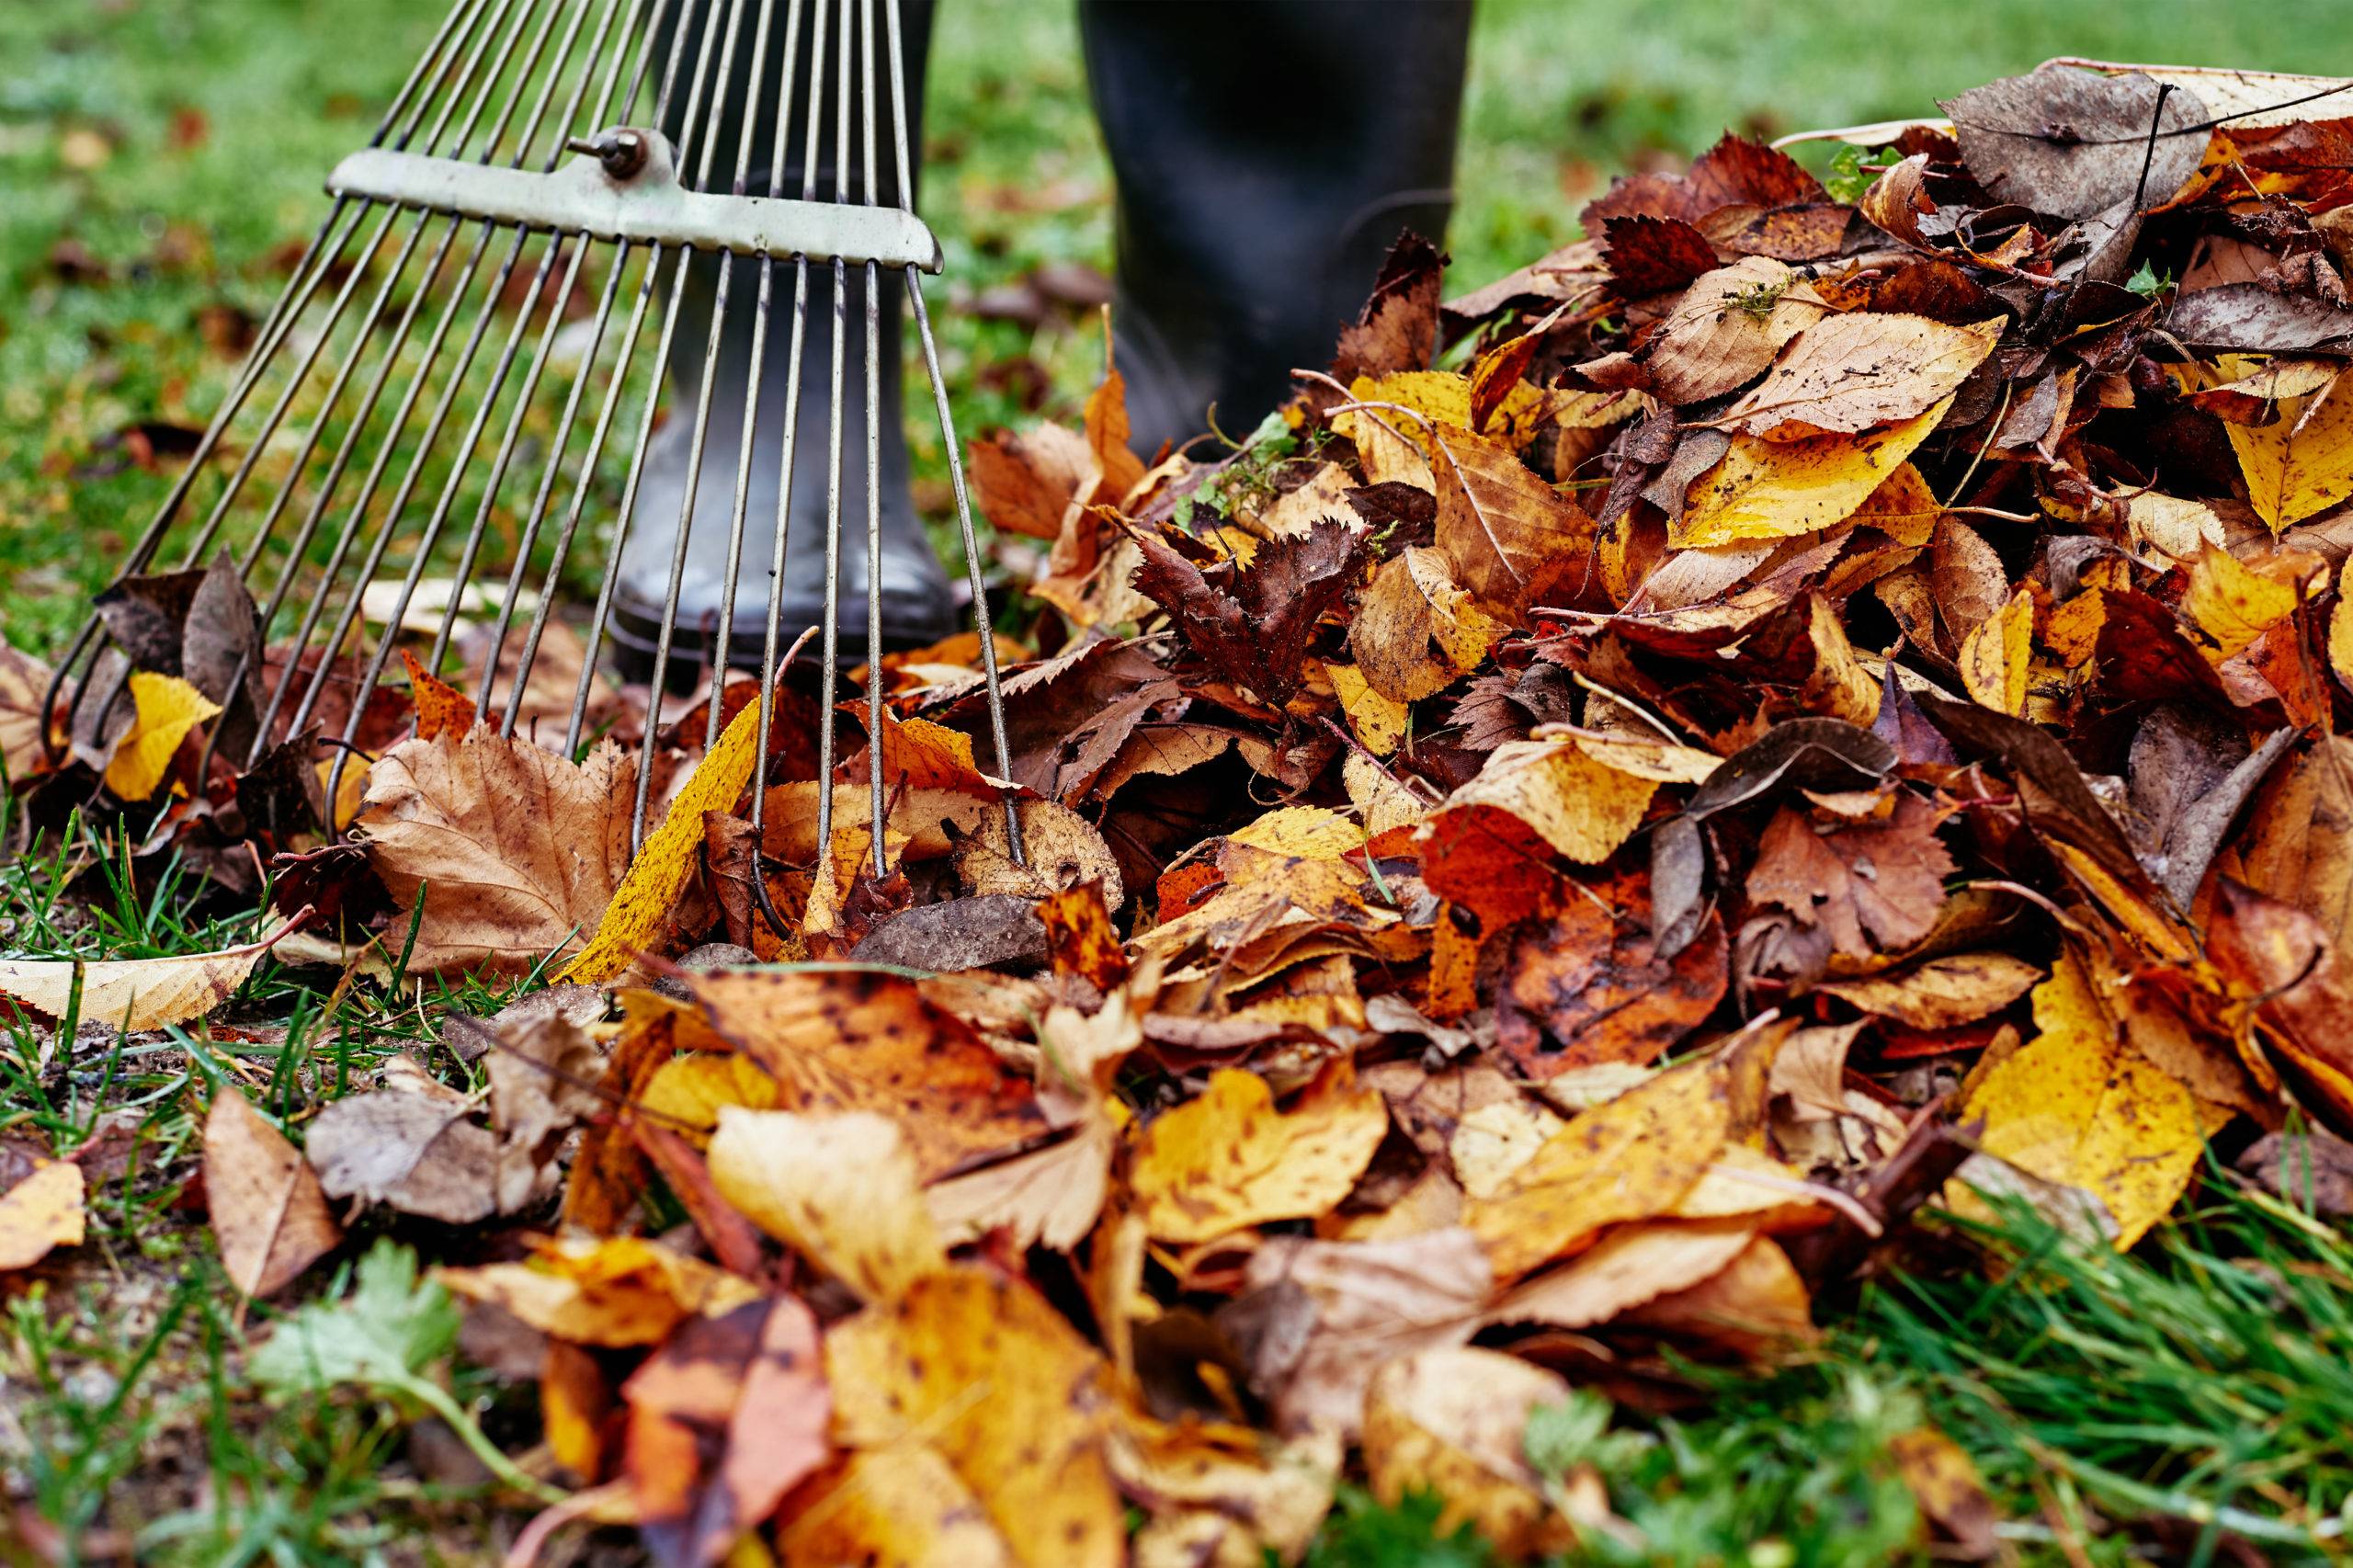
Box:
left=0, top=1160, right=84, bottom=1271
left=707, top=1107, right=945, bottom=1302
left=0, top=925, right=285, bottom=1032
left=1349, top=369, right=1575, bottom=449
left=1349, top=546, right=1502, bottom=702
left=1361, top=1349, right=1581, bottom=1559
left=1847, top=461, right=1941, bottom=547
left=103, top=671, right=221, bottom=801
left=635, top=1052, right=783, bottom=1141
left=825, top=1265, right=1122, bottom=1568
left=1465, top=1056, right=1736, bottom=1280
left=779, top=1449, right=1017, bottom=1568
left=433, top=1235, right=764, bottom=1346
left=1344, top=752, right=1427, bottom=838
left=1227, top=805, right=1367, bottom=860
left=1818, top=951, right=2043, bottom=1029
left=1332, top=403, right=1435, bottom=493
left=1958, top=587, right=2033, bottom=714
left=1443, top=738, right=1657, bottom=864
left=2185, top=542, right=2301, bottom=659
left=2331, top=558, right=2353, bottom=691
left=1672, top=396, right=1952, bottom=549
left=1129, top=1064, right=1388, bottom=1244
left=1485, top=1220, right=1757, bottom=1329
left=2206, top=360, right=2353, bottom=529
left=1949, top=961, right=2200, bottom=1247
left=560, top=692, right=765, bottom=984
left=2126, top=492, right=2227, bottom=562
left=1324, top=661, right=1410, bottom=755
left=1889, top=1427, right=1999, bottom=1559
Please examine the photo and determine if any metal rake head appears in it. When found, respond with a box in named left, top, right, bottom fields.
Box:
left=48, top=0, right=1021, bottom=892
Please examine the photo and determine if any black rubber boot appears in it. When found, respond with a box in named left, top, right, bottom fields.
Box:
left=1080, top=0, right=1473, bottom=458
left=609, top=0, right=954, bottom=680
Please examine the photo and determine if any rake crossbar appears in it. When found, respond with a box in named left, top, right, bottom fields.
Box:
left=327, top=135, right=945, bottom=268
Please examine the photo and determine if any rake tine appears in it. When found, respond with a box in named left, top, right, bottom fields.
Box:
left=625, top=0, right=762, bottom=848
left=812, top=0, right=852, bottom=875
left=700, top=0, right=790, bottom=748
left=858, top=0, right=888, bottom=875
left=883, top=0, right=1021, bottom=864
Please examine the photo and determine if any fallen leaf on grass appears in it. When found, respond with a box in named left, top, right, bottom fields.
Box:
left=1128, top=1063, right=1388, bottom=1244
left=358, top=730, right=635, bottom=975
left=824, top=1265, right=1123, bottom=1568
left=206, top=1089, right=340, bottom=1297
left=0, top=921, right=293, bottom=1032
left=0, top=1159, right=84, bottom=1272
left=707, top=1108, right=944, bottom=1302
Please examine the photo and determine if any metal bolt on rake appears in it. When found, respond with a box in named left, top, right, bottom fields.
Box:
left=45, top=0, right=1023, bottom=920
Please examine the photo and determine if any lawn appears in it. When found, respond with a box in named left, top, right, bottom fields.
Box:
left=5, top=2, right=2353, bottom=1564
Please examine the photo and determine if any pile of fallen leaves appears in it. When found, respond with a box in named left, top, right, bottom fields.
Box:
left=12, top=55, right=2353, bottom=1565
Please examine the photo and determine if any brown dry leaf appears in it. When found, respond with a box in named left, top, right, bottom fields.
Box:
left=0, top=635, right=55, bottom=782
left=1441, top=738, right=1657, bottom=866
left=1236, top=1227, right=1494, bottom=1438
left=1464, top=1055, right=1742, bottom=1280
left=1128, top=1063, right=1387, bottom=1244
left=1349, top=545, right=1503, bottom=702
left=1722, top=313, right=2002, bottom=439
left=1643, top=256, right=1830, bottom=404
left=0, top=1158, right=84, bottom=1272
left=1745, top=793, right=1955, bottom=960
left=970, top=421, right=1093, bottom=541
left=825, top=1265, right=1122, bottom=1568
left=926, top=1116, right=1117, bottom=1250
left=1672, top=397, right=1953, bottom=549
left=689, top=969, right=1046, bottom=1180
left=358, top=731, right=634, bottom=975
left=205, top=1090, right=339, bottom=1298
left=1950, top=960, right=2200, bottom=1248
left=1486, top=1220, right=1756, bottom=1330
left=1958, top=586, right=2033, bottom=714
left=1494, top=881, right=1727, bottom=1075
left=304, top=1061, right=498, bottom=1225
left=2239, top=735, right=2353, bottom=946
left=1890, top=1426, right=2001, bottom=1560
left=562, top=695, right=765, bottom=984
left=2210, top=880, right=2353, bottom=1126
left=1431, top=425, right=1602, bottom=619
left=707, top=1107, right=945, bottom=1302
left=623, top=1297, right=831, bottom=1568
left=1361, top=1348, right=1580, bottom=1560
left=1619, top=1233, right=1816, bottom=1357
left=103, top=671, right=220, bottom=801
left=0, top=925, right=289, bottom=1033
left=1818, top=952, right=2042, bottom=1029
left=958, top=799, right=1125, bottom=908
left=433, top=1235, right=764, bottom=1347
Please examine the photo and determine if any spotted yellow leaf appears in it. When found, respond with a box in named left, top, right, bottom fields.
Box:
left=1958, top=587, right=2033, bottom=714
